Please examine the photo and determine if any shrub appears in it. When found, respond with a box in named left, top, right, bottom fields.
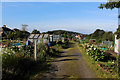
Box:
left=118, top=55, right=120, bottom=77
left=8, top=45, right=34, bottom=57
left=48, top=48, right=59, bottom=57
left=2, top=42, right=61, bottom=79
left=2, top=48, right=35, bottom=80
left=37, top=43, right=49, bottom=61
left=20, top=45, right=34, bottom=57
left=87, top=46, right=109, bottom=62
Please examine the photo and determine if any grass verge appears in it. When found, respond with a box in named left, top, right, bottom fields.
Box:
left=76, top=43, right=118, bottom=78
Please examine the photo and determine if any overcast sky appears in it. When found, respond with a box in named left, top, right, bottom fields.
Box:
left=2, top=2, right=118, bottom=34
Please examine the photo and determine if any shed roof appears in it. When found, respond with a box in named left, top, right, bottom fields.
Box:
left=34, top=34, right=40, bottom=38
left=29, top=34, right=35, bottom=39
left=43, top=34, right=49, bottom=38
left=38, top=34, right=43, bottom=39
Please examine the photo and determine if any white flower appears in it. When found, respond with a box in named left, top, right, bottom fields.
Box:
left=89, top=48, right=92, bottom=50
left=94, top=48, right=96, bottom=50
left=92, top=44, right=94, bottom=47
left=112, top=62, right=114, bottom=64
left=8, top=53, right=11, bottom=55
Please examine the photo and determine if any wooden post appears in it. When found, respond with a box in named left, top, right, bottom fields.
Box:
left=34, top=40, right=37, bottom=61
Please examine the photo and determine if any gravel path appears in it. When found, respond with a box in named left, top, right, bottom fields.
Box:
left=42, top=43, right=96, bottom=79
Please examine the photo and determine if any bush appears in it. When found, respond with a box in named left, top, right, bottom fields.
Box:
left=2, top=48, right=35, bottom=80
left=8, top=45, right=34, bottom=57
left=57, top=41, right=63, bottom=44
left=87, top=46, right=109, bottom=62
left=118, top=55, right=120, bottom=77
left=20, top=45, right=34, bottom=57
left=37, top=42, right=59, bottom=60
left=37, top=43, right=49, bottom=61
left=48, top=48, right=59, bottom=57
left=2, top=42, right=61, bottom=79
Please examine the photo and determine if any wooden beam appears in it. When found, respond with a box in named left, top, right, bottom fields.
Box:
left=34, top=40, right=37, bottom=61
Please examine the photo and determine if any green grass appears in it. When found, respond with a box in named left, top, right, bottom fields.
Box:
left=76, top=43, right=118, bottom=78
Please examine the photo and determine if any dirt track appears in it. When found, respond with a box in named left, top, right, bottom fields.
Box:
left=42, top=43, right=96, bottom=79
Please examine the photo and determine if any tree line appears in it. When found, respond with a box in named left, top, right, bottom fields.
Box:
left=86, top=25, right=120, bottom=42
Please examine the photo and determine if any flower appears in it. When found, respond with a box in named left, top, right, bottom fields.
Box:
left=8, top=53, right=11, bottom=55
left=112, top=61, right=114, bottom=64
left=94, top=48, right=96, bottom=50
left=91, top=44, right=94, bottom=47
left=89, top=48, right=92, bottom=50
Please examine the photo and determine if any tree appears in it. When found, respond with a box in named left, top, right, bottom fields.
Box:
left=91, top=29, right=105, bottom=41
left=63, top=32, right=68, bottom=38
left=15, top=31, right=23, bottom=40
left=107, top=31, right=113, bottom=41
left=99, top=1, right=120, bottom=18
left=102, top=32, right=108, bottom=41
left=86, top=29, right=113, bottom=41
left=99, top=1, right=120, bottom=10
left=86, top=34, right=92, bottom=40
left=99, top=1, right=119, bottom=40
left=102, top=32, right=113, bottom=41
left=7, top=31, right=13, bottom=40
left=31, top=29, right=40, bottom=34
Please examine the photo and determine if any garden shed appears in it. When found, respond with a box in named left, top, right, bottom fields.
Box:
left=28, top=34, right=35, bottom=43
left=33, top=34, right=40, bottom=42
left=43, top=34, right=49, bottom=44
left=38, top=34, right=43, bottom=43
left=53, top=35, right=61, bottom=42
left=28, top=34, right=51, bottom=44
left=114, top=34, right=120, bottom=54
left=28, top=34, right=62, bottom=44
left=28, top=34, right=41, bottom=43
left=49, top=35, right=53, bottom=42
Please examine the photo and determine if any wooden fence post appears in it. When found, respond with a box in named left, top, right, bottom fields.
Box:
left=34, top=40, right=37, bottom=61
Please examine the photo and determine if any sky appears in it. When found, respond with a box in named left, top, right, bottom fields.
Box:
left=2, top=2, right=118, bottom=34
left=1, top=0, right=107, bottom=2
